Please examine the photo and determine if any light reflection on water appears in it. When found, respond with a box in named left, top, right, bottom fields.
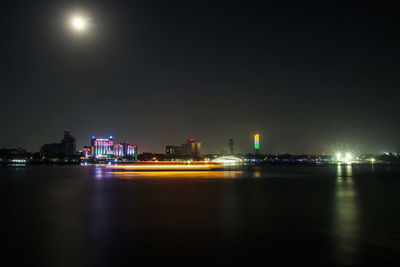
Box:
left=94, top=165, right=115, bottom=179
left=99, top=166, right=310, bottom=179
left=106, top=170, right=244, bottom=179
left=3, top=164, right=400, bottom=265
left=333, top=163, right=360, bottom=265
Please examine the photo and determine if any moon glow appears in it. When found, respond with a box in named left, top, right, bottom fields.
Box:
left=70, top=16, right=87, bottom=32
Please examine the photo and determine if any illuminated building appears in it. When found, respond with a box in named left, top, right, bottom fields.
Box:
left=124, top=144, right=137, bottom=157
left=114, top=143, right=137, bottom=158
left=181, top=138, right=201, bottom=156
left=83, top=147, right=91, bottom=158
left=114, top=143, right=124, bottom=157
left=254, top=134, right=260, bottom=153
left=166, top=145, right=182, bottom=156
left=92, top=136, right=114, bottom=158
left=88, top=136, right=137, bottom=159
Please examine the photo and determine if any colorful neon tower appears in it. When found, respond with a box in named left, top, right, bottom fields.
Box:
left=254, top=134, right=260, bottom=154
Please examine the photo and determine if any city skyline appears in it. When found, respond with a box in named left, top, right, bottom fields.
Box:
left=3, top=128, right=397, bottom=156
left=1, top=1, right=399, bottom=154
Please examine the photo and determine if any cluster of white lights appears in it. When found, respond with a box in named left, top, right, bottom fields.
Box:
left=11, top=159, right=27, bottom=163
left=212, top=156, right=243, bottom=165
left=336, top=152, right=352, bottom=164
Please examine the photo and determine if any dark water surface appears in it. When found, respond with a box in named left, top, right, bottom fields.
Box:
left=2, top=164, right=400, bottom=266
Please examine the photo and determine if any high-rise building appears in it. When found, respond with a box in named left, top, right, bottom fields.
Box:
left=181, top=138, right=201, bottom=156
left=61, top=129, right=76, bottom=156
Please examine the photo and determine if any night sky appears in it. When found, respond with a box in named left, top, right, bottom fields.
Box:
left=1, top=0, right=399, bottom=154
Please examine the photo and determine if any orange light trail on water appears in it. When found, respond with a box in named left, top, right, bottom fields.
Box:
left=109, top=171, right=244, bottom=179
left=106, top=164, right=223, bottom=171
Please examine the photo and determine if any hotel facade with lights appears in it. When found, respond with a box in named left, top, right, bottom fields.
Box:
left=85, top=136, right=137, bottom=160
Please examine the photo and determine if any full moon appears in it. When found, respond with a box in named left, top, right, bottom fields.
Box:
left=70, top=16, right=87, bottom=31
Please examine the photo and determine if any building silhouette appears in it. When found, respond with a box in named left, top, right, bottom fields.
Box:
left=61, top=129, right=76, bottom=156
left=229, top=138, right=234, bottom=155
left=40, top=129, right=77, bottom=157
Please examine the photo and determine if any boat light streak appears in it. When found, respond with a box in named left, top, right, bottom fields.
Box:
left=106, top=164, right=222, bottom=170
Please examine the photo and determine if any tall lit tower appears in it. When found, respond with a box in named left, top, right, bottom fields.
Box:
left=254, top=134, right=260, bottom=154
